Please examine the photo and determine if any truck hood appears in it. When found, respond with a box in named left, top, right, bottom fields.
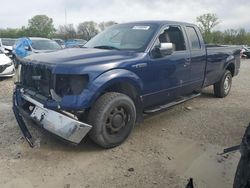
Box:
left=22, top=48, right=144, bottom=75
left=24, top=48, right=140, bottom=65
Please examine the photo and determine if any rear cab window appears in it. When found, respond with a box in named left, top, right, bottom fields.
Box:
left=185, top=26, right=201, bottom=50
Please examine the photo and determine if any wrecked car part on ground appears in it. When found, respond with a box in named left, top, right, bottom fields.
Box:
left=220, top=123, right=250, bottom=188
left=233, top=123, right=250, bottom=188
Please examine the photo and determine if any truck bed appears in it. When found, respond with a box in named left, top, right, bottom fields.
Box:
left=204, top=45, right=241, bottom=87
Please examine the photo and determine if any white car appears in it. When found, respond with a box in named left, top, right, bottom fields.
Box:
left=0, top=49, right=15, bottom=77
left=0, top=38, right=16, bottom=51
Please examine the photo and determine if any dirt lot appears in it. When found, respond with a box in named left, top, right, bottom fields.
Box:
left=0, top=59, right=249, bottom=188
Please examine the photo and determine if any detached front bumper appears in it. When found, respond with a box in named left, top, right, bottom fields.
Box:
left=13, top=88, right=92, bottom=147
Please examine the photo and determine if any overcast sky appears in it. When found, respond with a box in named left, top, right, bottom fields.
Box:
left=0, top=0, right=249, bottom=30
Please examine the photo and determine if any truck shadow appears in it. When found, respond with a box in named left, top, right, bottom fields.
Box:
left=199, top=91, right=215, bottom=98
left=42, top=133, right=101, bottom=152
left=0, top=77, right=13, bottom=81
left=27, top=87, right=215, bottom=152
left=25, top=121, right=102, bottom=152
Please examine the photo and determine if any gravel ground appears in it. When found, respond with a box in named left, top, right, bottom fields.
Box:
left=0, top=59, right=249, bottom=188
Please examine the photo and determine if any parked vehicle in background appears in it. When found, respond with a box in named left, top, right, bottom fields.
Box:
left=13, top=37, right=62, bottom=62
left=0, top=38, right=16, bottom=59
left=242, top=46, right=250, bottom=58
left=53, top=38, right=66, bottom=48
left=13, top=21, right=241, bottom=148
left=65, top=39, right=87, bottom=48
left=0, top=39, right=3, bottom=51
left=0, top=48, right=15, bottom=77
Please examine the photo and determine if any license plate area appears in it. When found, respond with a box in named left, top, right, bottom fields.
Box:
left=31, top=106, right=49, bottom=122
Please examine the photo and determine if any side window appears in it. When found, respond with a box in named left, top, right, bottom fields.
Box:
left=186, top=26, right=201, bottom=49
left=155, top=26, right=186, bottom=52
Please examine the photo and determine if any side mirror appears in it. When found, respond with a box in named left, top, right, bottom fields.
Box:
left=159, top=43, right=173, bottom=56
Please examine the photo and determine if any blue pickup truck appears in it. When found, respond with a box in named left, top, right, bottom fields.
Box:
left=13, top=21, right=241, bottom=148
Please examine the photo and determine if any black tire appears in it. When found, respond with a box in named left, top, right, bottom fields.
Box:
left=88, top=92, right=136, bottom=148
left=214, top=70, right=232, bottom=98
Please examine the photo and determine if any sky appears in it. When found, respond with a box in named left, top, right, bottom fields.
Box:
left=0, top=0, right=249, bottom=30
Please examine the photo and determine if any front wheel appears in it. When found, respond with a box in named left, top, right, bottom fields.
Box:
left=214, top=70, right=232, bottom=98
left=88, top=92, right=136, bottom=148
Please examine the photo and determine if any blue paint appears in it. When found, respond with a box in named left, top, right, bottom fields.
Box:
left=18, top=21, right=241, bottom=111
left=13, top=38, right=32, bottom=58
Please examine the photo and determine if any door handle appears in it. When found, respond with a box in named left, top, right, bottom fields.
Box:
left=184, top=58, right=191, bottom=67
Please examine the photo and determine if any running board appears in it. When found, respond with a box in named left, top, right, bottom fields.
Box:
left=144, top=93, right=201, bottom=114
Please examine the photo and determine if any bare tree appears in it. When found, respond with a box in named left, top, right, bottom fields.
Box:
left=196, top=13, right=220, bottom=34
left=77, top=21, right=99, bottom=41
left=57, top=24, right=77, bottom=39
left=196, top=13, right=220, bottom=43
left=98, top=21, right=117, bottom=31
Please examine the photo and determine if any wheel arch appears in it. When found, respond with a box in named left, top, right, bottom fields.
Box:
left=226, top=62, right=235, bottom=77
left=87, top=69, right=144, bottom=120
left=224, top=55, right=236, bottom=77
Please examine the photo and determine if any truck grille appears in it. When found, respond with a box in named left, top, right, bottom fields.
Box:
left=21, top=64, right=53, bottom=97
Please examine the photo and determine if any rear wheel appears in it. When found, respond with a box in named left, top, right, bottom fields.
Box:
left=214, top=70, right=232, bottom=98
left=88, top=92, right=136, bottom=148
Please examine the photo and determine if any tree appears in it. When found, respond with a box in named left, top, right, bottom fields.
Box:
left=0, top=27, right=28, bottom=38
left=77, top=21, right=99, bottom=40
left=27, top=15, right=55, bottom=37
left=57, top=24, right=77, bottom=39
left=99, top=21, right=117, bottom=31
left=196, top=13, right=220, bottom=43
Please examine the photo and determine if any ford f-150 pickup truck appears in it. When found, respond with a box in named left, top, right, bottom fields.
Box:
left=13, top=21, right=241, bottom=148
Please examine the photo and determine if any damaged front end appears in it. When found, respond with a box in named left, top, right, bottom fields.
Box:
left=12, top=63, right=92, bottom=147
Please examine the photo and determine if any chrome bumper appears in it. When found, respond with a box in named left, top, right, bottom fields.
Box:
left=13, top=88, right=92, bottom=146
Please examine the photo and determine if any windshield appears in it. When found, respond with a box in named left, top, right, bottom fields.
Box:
left=31, top=39, right=62, bottom=50
left=85, top=23, right=158, bottom=51
left=2, top=39, right=16, bottom=46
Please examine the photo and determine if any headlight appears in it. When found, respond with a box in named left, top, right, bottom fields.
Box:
left=55, top=75, right=89, bottom=96
left=5, top=61, right=13, bottom=66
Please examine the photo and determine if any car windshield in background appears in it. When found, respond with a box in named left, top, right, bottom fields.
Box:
left=74, top=39, right=87, bottom=44
left=2, top=39, right=16, bottom=46
left=85, top=23, right=158, bottom=51
left=31, top=40, right=62, bottom=50
left=54, top=39, right=65, bottom=46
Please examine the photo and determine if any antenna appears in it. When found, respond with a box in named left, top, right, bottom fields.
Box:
left=65, top=8, right=67, bottom=25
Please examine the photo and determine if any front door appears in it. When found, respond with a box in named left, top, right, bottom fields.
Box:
left=142, top=25, right=191, bottom=108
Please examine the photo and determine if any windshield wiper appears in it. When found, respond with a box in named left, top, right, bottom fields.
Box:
left=94, top=45, right=120, bottom=50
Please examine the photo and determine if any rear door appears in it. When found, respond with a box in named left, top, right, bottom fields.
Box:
left=184, top=26, right=206, bottom=93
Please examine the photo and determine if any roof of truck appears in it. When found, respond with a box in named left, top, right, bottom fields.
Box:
left=121, top=20, right=196, bottom=26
